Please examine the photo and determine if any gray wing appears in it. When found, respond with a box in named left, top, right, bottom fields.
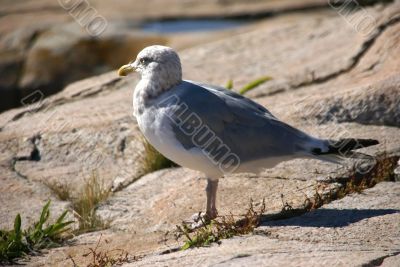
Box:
left=189, top=80, right=277, bottom=120
left=162, top=80, right=313, bottom=163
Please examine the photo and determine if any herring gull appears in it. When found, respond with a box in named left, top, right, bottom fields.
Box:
left=118, top=45, right=378, bottom=220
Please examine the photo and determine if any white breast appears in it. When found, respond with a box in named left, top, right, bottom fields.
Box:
left=135, top=103, right=223, bottom=179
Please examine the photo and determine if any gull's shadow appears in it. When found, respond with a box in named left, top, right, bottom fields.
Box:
left=260, top=208, right=399, bottom=228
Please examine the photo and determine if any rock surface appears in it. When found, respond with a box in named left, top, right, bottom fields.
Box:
left=127, top=182, right=400, bottom=267
left=0, top=1, right=399, bottom=266
left=0, top=0, right=332, bottom=112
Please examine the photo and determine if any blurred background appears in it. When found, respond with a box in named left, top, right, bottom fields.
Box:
left=0, top=0, right=391, bottom=112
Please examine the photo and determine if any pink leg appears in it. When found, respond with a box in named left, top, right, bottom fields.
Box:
left=205, top=178, right=219, bottom=219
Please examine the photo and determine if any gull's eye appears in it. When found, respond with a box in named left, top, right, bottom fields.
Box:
left=140, top=57, right=150, bottom=65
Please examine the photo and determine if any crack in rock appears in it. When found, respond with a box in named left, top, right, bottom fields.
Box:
left=261, top=154, right=399, bottom=222
left=118, top=137, right=127, bottom=153
left=361, top=251, right=400, bottom=267
left=11, top=134, right=42, bottom=179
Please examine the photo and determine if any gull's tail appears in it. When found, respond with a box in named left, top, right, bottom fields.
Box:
left=308, top=138, right=379, bottom=164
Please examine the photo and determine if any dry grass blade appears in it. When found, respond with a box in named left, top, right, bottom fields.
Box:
left=176, top=199, right=266, bottom=250
left=138, top=134, right=177, bottom=175
left=44, top=181, right=71, bottom=201
left=315, top=153, right=400, bottom=207
left=72, top=171, right=111, bottom=234
left=68, top=234, right=140, bottom=267
left=44, top=172, right=111, bottom=234
left=266, top=154, right=400, bottom=221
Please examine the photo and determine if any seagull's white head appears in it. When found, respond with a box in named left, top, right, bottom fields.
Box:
left=118, top=45, right=182, bottom=96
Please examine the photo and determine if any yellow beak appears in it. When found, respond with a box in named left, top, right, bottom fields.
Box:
left=118, top=64, right=135, bottom=76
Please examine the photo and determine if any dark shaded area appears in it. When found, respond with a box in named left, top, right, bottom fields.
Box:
left=361, top=251, right=400, bottom=267
left=261, top=208, right=399, bottom=228
left=357, top=0, right=394, bottom=5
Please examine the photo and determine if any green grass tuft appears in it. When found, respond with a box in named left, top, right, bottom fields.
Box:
left=225, top=79, right=234, bottom=90
left=224, top=76, right=272, bottom=94
left=0, top=201, right=73, bottom=263
left=239, top=76, right=273, bottom=95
